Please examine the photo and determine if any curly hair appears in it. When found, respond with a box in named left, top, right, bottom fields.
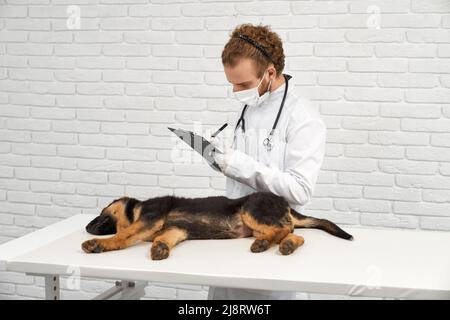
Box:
left=222, top=23, right=285, bottom=78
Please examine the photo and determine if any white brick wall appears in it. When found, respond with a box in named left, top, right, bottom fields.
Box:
left=0, top=0, right=449, bottom=300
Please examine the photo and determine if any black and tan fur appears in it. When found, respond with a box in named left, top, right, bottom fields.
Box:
left=82, top=192, right=353, bottom=260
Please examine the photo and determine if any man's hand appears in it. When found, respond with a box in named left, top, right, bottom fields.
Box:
left=208, top=135, right=235, bottom=172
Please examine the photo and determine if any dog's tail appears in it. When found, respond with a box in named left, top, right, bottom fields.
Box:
left=290, top=208, right=353, bottom=241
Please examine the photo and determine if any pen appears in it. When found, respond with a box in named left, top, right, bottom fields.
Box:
left=211, top=123, right=228, bottom=138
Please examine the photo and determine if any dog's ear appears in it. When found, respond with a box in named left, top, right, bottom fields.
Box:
left=124, top=198, right=140, bottom=224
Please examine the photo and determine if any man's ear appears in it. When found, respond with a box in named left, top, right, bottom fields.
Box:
left=124, top=198, right=140, bottom=224
left=268, top=64, right=277, bottom=77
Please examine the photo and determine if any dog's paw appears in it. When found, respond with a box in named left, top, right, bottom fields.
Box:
left=250, top=239, right=270, bottom=253
left=82, top=239, right=104, bottom=253
left=279, top=239, right=295, bottom=255
left=151, top=242, right=170, bottom=260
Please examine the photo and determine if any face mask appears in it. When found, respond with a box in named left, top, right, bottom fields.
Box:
left=233, top=70, right=272, bottom=107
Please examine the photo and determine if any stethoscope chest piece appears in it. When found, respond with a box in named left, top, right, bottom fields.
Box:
left=263, top=136, right=273, bottom=151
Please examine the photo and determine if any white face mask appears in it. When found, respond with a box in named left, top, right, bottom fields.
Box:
left=233, top=70, right=272, bottom=107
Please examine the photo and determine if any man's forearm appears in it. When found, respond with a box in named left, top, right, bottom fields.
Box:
left=223, top=149, right=312, bottom=206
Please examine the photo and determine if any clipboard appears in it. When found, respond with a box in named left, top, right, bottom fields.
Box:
left=168, top=127, right=224, bottom=172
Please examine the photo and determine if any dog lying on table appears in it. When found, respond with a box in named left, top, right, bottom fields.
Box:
left=82, top=191, right=353, bottom=260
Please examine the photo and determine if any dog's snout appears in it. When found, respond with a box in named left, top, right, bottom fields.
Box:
left=85, top=216, right=100, bottom=233
left=85, top=214, right=116, bottom=235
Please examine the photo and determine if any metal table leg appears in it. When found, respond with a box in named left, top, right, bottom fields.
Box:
left=27, top=273, right=146, bottom=300
left=44, top=275, right=60, bottom=300
left=93, top=280, right=147, bottom=300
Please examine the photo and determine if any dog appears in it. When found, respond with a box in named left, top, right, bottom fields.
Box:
left=82, top=191, right=353, bottom=260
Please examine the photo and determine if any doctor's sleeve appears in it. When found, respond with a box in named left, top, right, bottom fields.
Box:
left=222, top=116, right=327, bottom=206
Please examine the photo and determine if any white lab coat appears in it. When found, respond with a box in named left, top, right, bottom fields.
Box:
left=208, top=77, right=327, bottom=300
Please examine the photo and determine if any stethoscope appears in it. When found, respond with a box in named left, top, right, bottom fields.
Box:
left=234, top=73, right=292, bottom=151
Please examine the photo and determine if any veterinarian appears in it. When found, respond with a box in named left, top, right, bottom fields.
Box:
left=207, top=23, right=327, bottom=300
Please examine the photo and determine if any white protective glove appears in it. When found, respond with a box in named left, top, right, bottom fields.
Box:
left=208, top=135, right=236, bottom=173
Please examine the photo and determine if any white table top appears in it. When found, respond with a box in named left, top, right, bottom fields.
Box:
left=0, top=214, right=449, bottom=299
